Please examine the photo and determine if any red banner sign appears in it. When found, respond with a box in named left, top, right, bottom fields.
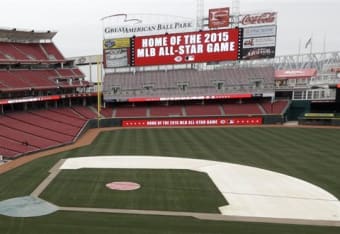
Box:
left=127, top=93, right=252, bottom=103
left=132, top=29, right=239, bottom=66
left=0, top=93, right=97, bottom=105
left=209, top=8, right=230, bottom=28
left=122, top=117, right=262, bottom=128
left=275, top=69, right=317, bottom=79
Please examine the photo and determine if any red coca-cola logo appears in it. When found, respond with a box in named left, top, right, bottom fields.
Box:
left=241, top=12, right=276, bottom=25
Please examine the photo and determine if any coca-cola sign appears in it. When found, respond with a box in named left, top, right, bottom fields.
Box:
left=240, top=12, right=277, bottom=27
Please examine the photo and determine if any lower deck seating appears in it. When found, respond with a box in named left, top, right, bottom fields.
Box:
left=72, top=106, right=97, bottom=119
left=0, top=108, right=88, bottom=159
left=0, top=136, right=38, bottom=157
left=100, top=107, right=113, bottom=118
left=261, top=100, right=289, bottom=114
left=0, top=115, right=73, bottom=143
left=31, top=109, right=85, bottom=128
left=149, top=105, right=183, bottom=117
left=0, top=124, right=59, bottom=149
left=0, top=100, right=289, bottom=159
left=222, top=103, right=263, bottom=115
left=185, top=104, right=222, bottom=116
left=115, top=106, right=148, bottom=118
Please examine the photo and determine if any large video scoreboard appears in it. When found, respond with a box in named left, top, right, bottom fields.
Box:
left=131, top=28, right=240, bottom=66
left=102, top=11, right=277, bottom=68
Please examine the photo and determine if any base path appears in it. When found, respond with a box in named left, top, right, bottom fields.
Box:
left=59, top=206, right=340, bottom=227
left=61, top=156, right=340, bottom=225
left=31, top=159, right=66, bottom=197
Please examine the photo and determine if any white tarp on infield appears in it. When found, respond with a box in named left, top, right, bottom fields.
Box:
left=60, top=156, right=340, bottom=221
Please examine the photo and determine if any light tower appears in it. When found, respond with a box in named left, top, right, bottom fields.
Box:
left=196, top=0, right=204, bottom=30
left=231, top=0, right=240, bottom=27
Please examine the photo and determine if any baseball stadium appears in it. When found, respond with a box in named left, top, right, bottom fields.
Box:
left=1, top=0, right=340, bottom=233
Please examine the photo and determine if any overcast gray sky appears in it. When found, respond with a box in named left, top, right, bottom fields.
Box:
left=0, top=0, right=339, bottom=57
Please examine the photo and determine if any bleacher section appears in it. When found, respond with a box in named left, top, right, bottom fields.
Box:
left=104, top=66, right=275, bottom=101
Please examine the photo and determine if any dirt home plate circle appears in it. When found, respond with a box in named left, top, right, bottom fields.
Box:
left=106, top=181, right=141, bottom=191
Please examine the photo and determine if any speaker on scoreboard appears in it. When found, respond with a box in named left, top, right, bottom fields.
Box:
left=336, top=88, right=340, bottom=103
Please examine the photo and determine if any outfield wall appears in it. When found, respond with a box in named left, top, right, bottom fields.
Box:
left=82, top=114, right=284, bottom=130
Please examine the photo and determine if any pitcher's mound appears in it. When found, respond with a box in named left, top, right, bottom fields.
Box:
left=106, top=181, right=141, bottom=191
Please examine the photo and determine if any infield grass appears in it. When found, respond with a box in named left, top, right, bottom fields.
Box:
left=40, top=169, right=227, bottom=213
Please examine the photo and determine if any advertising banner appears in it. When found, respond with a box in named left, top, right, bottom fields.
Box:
left=208, top=7, right=230, bottom=28
left=243, top=36, right=276, bottom=49
left=103, top=38, right=130, bottom=68
left=104, top=48, right=129, bottom=68
left=0, top=93, right=97, bottom=105
left=241, top=46, right=275, bottom=60
left=241, top=25, right=277, bottom=60
left=122, top=117, right=263, bottom=128
left=243, top=25, right=277, bottom=38
left=103, top=38, right=130, bottom=49
left=132, top=29, right=239, bottom=66
left=275, top=69, right=317, bottom=79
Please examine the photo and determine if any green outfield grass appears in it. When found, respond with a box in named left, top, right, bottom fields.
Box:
left=40, top=169, right=227, bottom=213
left=1, top=127, right=340, bottom=234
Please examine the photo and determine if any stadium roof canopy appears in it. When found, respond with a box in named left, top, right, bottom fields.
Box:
left=0, top=27, right=57, bottom=43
